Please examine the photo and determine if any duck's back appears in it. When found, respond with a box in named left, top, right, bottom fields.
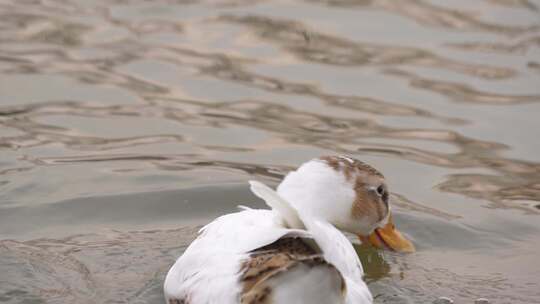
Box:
left=163, top=209, right=346, bottom=304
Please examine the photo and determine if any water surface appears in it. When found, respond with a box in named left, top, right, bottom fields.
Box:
left=1, top=0, right=540, bottom=303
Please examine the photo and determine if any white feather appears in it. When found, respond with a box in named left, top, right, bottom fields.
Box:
left=299, top=216, right=372, bottom=304
left=299, top=216, right=364, bottom=280
left=249, top=180, right=304, bottom=229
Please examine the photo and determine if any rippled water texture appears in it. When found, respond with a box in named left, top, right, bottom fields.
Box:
left=1, top=0, right=540, bottom=303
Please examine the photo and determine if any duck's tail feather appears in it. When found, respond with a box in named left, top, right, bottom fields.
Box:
left=248, top=180, right=304, bottom=229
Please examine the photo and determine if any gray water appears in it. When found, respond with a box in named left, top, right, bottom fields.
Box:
left=1, top=0, right=540, bottom=303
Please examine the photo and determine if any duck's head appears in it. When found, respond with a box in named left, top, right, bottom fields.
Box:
left=277, top=155, right=415, bottom=253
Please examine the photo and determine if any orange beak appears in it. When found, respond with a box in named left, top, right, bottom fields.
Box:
left=358, top=214, right=415, bottom=253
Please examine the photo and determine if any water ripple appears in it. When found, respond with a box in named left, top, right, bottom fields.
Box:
left=1, top=0, right=539, bottom=303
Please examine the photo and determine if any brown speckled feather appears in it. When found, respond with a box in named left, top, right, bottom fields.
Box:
left=319, top=155, right=384, bottom=180
left=239, top=237, right=344, bottom=304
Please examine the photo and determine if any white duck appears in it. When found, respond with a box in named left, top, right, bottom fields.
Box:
left=164, top=156, right=414, bottom=304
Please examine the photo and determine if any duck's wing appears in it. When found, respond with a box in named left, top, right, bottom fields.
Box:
left=301, top=217, right=372, bottom=304
left=249, top=180, right=372, bottom=304
left=165, top=208, right=310, bottom=304
left=300, top=217, right=363, bottom=280
left=240, top=237, right=347, bottom=304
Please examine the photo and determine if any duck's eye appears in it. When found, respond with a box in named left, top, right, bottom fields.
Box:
left=376, top=185, right=385, bottom=196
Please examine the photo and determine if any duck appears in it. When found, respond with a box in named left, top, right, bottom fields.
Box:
left=164, top=155, right=414, bottom=304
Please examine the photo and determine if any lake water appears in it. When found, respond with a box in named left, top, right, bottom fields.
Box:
left=1, top=0, right=540, bottom=303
